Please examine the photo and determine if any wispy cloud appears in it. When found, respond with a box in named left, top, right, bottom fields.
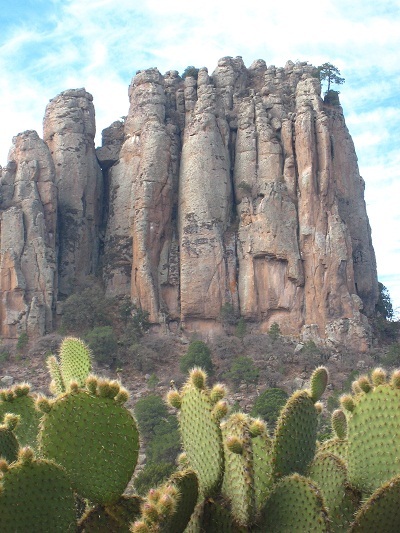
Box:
left=1, top=0, right=399, bottom=307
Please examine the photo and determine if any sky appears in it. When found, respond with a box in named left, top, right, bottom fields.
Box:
left=0, top=0, right=399, bottom=315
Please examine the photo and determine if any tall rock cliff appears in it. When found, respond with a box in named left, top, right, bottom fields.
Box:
left=0, top=57, right=379, bottom=350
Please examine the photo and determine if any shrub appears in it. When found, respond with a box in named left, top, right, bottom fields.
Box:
left=182, top=65, right=199, bottom=79
left=227, top=356, right=259, bottom=388
left=134, top=394, right=170, bottom=440
left=16, top=332, right=29, bottom=351
left=268, top=322, right=281, bottom=341
left=180, top=341, right=213, bottom=375
left=133, top=462, right=175, bottom=496
left=146, top=419, right=181, bottom=464
left=251, top=388, right=289, bottom=431
left=62, top=285, right=112, bottom=333
left=323, top=89, right=340, bottom=105
left=235, top=317, right=247, bottom=339
left=84, top=326, right=118, bottom=365
left=220, top=303, right=237, bottom=326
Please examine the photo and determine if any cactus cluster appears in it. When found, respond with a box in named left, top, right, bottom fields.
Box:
left=2, top=335, right=400, bottom=532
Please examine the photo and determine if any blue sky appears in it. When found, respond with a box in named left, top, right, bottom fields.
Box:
left=1, top=0, right=399, bottom=314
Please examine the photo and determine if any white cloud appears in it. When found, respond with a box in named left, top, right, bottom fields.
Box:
left=1, top=0, right=399, bottom=309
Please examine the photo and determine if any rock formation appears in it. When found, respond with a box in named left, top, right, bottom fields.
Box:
left=0, top=57, right=379, bottom=350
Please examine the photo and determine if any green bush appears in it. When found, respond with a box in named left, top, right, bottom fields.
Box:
left=134, top=394, right=170, bottom=440
left=268, top=322, right=281, bottom=341
left=181, top=65, right=199, bottom=79
left=251, top=388, right=289, bottom=431
left=146, top=419, right=181, bottom=464
left=220, top=303, right=237, bottom=326
left=180, top=341, right=213, bottom=375
left=227, top=356, right=259, bottom=388
left=235, top=317, right=247, bottom=339
left=84, top=326, right=118, bottom=365
left=133, top=462, right=175, bottom=496
left=16, top=332, right=29, bottom=351
left=62, top=285, right=112, bottom=333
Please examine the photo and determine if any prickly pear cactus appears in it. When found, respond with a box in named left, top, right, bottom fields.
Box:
left=221, top=413, right=256, bottom=527
left=0, top=383, right=41, bottom=449
left=0, top=447, right=75, bottom=532
left=47, top=337, right=92, bottom=394
left=256, top=473, right=330, bottom=532
left=341, top=369, right=400, bottom=495
left=0, top=413, right=19, bottom=463
left=132, top=469, right=198, bottom=533
left=167, top=369, right=224, bottom=497
left=318, top=409, right=348, bottom=461
left=272, top=388, right=321, bottom=479
left=38, top=376, right=138, bottom=505
left=78, top=496, right=142, bottom=532
left=251, top=419, right=274, bottom=513
left=349, top=474, right=400, bottom=532
left=308, top=452, right=360, bottom=532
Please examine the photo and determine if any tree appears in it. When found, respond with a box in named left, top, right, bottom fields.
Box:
left=227, top=356, right=259, bottom=389
left=84, top=326, right=118, bottom=365
left=251, top=388, right=289, bottom=431
left=182, top=65, right=199, bottom=80
left=134, top=394, right=170, bottom=440
left=180, top=340, right=213, bottom=375
left=317, top=62, right=345, bottom=93
left=376, top=282, right=394, bottom=321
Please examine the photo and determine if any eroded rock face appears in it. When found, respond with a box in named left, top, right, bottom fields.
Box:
left=0, top=131, right=57, bottom=337
left=43, top=88, right=103, bottom=299
left=1, top=58, right=379, bottom=350
left=100, top=57, right=378, bottom=350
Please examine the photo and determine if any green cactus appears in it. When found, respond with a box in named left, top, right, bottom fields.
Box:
left=318, top=409, right=348, bottom=461
left=202, top=499, right=247, bottom=532
left=256, top=473, right=330, bottom=532
left=78, top=496, right=143, bottom=532
left=38, top=376, right=139, bottom=505
left=0, top=413, right=19, bottom=463
left=167, top=368, right=224, bottom=497
left=0, top=383, right=41, bottom=449
left=349, top=474, right=400, bottom=532
left=309, top=366, right=329, bottom=403
left=78, top=506, right=128, bottom=532
left=221, top=412, right=257, bottom=527
left=308, top=452, right=360, bottom=531
left=0, top=447, right=75, bottom=532
left=131, top=469, right=198, bottom=533
left=272, top=389, right=322, bottom=479
left=251, top=424, right=274, bottom=513
left=47, top=337, right=92, bottom=394
left=341, top=370, right=400, bottom=495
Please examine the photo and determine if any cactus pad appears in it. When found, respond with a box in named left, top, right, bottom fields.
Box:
left=349, top=474, right=400, bottom=532
left=310, top=366, right=329, bottom=403
left=59, top=336, right=92, bottom=389
left=0, top=384, right=41, bottom=449
left=308, top=452, right=360, bottom=531
left=272, top=390, right=319, bottom=478
left=177, top=370, right=224, bottom=496
left=256, top=473, right=330, bottom=532
left=221, top=413, right=256, bottom=526
left=39, top=382, right=139, bottom=504
left=346, top=378, right=400, bottom=494
left=0, top=449, right=75, bottom=532
left=0, top=414, right=19, bottom=463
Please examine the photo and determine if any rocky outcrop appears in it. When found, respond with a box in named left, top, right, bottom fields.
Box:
left=0, top=131, right=57, bottom=337
left=43, top=88, right=103, bottom=299
left=0, top=58, right=379, bottom=350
